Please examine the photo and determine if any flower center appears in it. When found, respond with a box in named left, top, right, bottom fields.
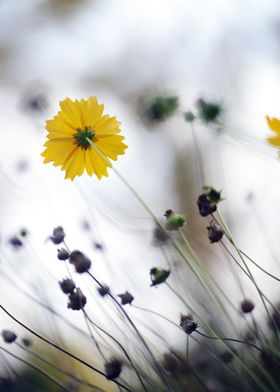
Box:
left=74, top=126, right=95, bottom=150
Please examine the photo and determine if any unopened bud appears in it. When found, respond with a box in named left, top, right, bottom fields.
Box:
left=196, top=98, right=222, bottom=124
left=150, top=267, right=170, bottom=286
left=164, top=210, right=186, bottom=231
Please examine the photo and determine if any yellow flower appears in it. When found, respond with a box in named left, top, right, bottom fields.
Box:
left=41, top=97, right=127, bottom=180
left=266, top=116, right=280, bottom=147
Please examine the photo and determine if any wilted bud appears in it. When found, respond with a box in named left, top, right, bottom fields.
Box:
left=152, top=226, right=170, bottom=247
left=50, top=227, right=65, bottom=244
left=164, top=210, right=186, bottom=231
left=69, top=250, right=91, bottom=273
left=98, top=285, right=110, bottom=297
left=146, top=96, right=179, bottom=122
left=150, top=267, right=170, bottom=286
left=105, top=359, right=122, bottom=380
left=241, top=299, right=255, bottom=314
left=180, top=314, right=198, bottom=335
left=57, top=248, right=70, bottom=261
left=197, top=194, right=217, bottom=217
left=59, top=278, right=76, bottom=294
left=207, top=222, right=224, bottom=243
left=184, top=111, right=195, bottom=123
left=8, top=236, right=23, bottom=249
left=196, top=98, right=222, bottom=124
left=118, top=291, right=134, bottom=305
left=21, top=338, right=32, bottom=348
left=68, top=288, right=87, bottom=310
left=2, top=330, right=17, bottom=343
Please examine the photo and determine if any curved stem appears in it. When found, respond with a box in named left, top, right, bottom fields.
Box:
left=86, top=272, right=171, bottom=389
left=85, top=312, right=148, bottom=392
left=0, top=346, right=70, bottom=392
left=0, top=304, right=133, bottom=392
left=16, top=342, right=106, bottom=391
left=195, top=331, right=265, bottom=355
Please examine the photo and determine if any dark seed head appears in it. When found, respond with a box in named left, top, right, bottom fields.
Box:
left=2, top=330, right=17, bottom=344
left=241, top=299, right=255, bottom=314
left=197, top=194, right=217, bottom=217
left=207, top=221, right=224, bottom=243
left=69, top=250, right=91, bottom=273
left=105, top=359, right=122, bottom=380
left=67, top=288, right=87, bottom=311
left=8, top=236, right=23, bottom=249
left=118, top=291, right=134, bottom=305
left=98, top=285, right=110, bottom=297
left=50, top=226, right=65, bottom=244
left=57, top=248, right=70, bottom=261
left=60, top=278, right=76, bottom=294
left=180, top=314, right=198, bottom=335
left=21, top=338, right=32, bottom=348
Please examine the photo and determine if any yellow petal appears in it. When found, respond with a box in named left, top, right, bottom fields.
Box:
left=96, top=136, right=128, bottom=160
left=86, top=96, right=104, bottom=127
left=62, top=148, right=85, bottom=180
left=87, top=147, right=112, bottom=179
left=95, top=115, right=121, bottom=135
left=267, top=135, right=280, bottom=147
left=59, top=98, right=82, bottom=129
left=41, top=139, right=76, bottom=166
left=266, top=116, right=280, bottom=135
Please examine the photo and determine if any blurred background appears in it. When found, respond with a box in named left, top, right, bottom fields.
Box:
left=1, top=0, right=280, bottom=390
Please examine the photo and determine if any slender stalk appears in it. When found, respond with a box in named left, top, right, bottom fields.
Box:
left=0, top=304, right=133, bottom=392
left=0, top=346, right=70, bottom=392
left=16, top=342, right=106, bottom=391
left=85, top=312, right=148, bottom=392
left=86, top=271, right=172, bottom=389
left=195, top=331, right=265, bottom=355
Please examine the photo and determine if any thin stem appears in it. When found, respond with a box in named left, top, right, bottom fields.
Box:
left=195, top=331, right=265, bottom=355
left=85, top=312, right=148, bottom=392
left=82, top=309, right=106, bottom=361
left=16, top=342, right=105, bottom=391
left=0, top=346, right=70, bottom=392
left=86, top=272, right=171, bottom=389
left=0, top=304, right=133, bottom=392
left=240, top=249, right=280, bottom=282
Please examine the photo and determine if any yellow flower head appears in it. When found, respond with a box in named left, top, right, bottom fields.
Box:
left=266, top=116, right=280, bottom=148
left=41, top=97, right=128, bottom=180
